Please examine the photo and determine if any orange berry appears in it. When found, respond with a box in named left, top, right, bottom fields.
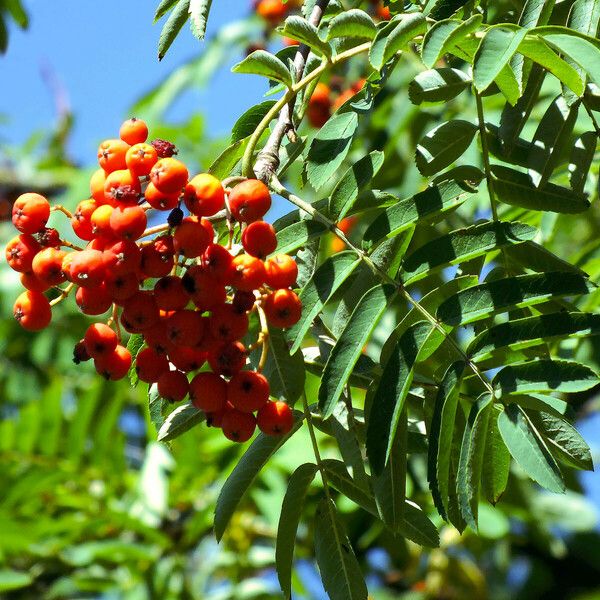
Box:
left=5, top=234, right=41, bottom=273
left=263, top=288, right=302, bottom=328
left=90, top=169, right=108, bottom=204
left=228, top=179, right=271, bottom=223
left=13, top=290, right=51, bottom=331
left=173, top=217, right=212, bottom=258
left=94, top=345, right=131, bottom=380
left=126, top=142, right=158, bottom=176
left=90, top=204, right=115, bottom=238
left=202, top=244, right=234, bottom=284
left=97, top=139, right=130, bottom=173
left=183, top=173, right=225, bottom=217
left=109, top=205, right=147, bottom=240
left=264, top=254, right=298, bottom=289
left=144, top=182, right=179, bottom=211
left=84, top=323, right=118, bottom=359
left=241, top=220, right=277, bottom=259
left=256, top=0, right=288, bottom=23
left=71, top=199, right=99, bottom=241
left=20, top=271, right=50, bottom=293
left=31, top=247, right=67, bottom=286
left=230, top=254, right=266, bottom=291
left=103, top=239, right=142, bottom=276
left=69, top=249, right=106, bottom=288
left=12, top=193, right=50, bottom=234
left=119, top=118, right=149, bottom=146
left=150, top=157, right=189, bottom=194
left=75, top=284, right=113, bottom=315
left=153, top=275, right=190, bottom=311
left=135, top=347, right=170, bottom=383
left=103, top=169, right=141, bottom=205
left=157, top=370, right=189, bottom=403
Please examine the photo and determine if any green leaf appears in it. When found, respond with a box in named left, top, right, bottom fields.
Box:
left=188, top=0, right=212, bottom=40
left=232, top=49, right=293, bottom=87
left=421, top=15, right=483, bottom=68
left=306, top=112, right=359, bottom=192
left=493, top=359, right=600, bottom=395
left=535, top=26, right=600, bottom=85
left=327, top=9, right=376, bottom=40
left=157, top=403, right=205, bottom=442
left=126, top=334, right=145, bottom=387
left=437, top=272, right=596, bottom=326
left=329, top=151, right=385, bottom=220
left=5, top=0, right=28, bottom=28
left=0, top=570, right=33, bottom=592
left=369, top=13, right=427, bottom=70
left=276, top=463, right=318, bottom=599
left=318, top=284, right=396, bottom=418
left=402, top=221, right=537, bottom=286
left=528, top=95, right=579, bottom=186
left=231, top=101, right=277, bottom=143
left=518, top=36, right=585, bottom=96
left=468, top=312, right=600, bottom=362
left=208, top=137, right=249, bottom=179
left=428, top=362, right=465, bottom=521
left=279, top=15, right=331, bottom=56
left=157, top=0, right=190, bottom=61
left=214, top=421, right=303, bottom=540
left=261, top=327, right=305, bottom=405
left=401, top=501, right=440, bottom=547
left=322, top=459, right=377, bottom=515
left=367, top=322, right=433, bottom=475
left=415, top=120, right=478, bottom=176
left=427, top=0, right=470, bottom=19
left=498, top=404, right=565, bottom=493
left=473, top=25, right=528, bottom=93
left=457, top=393, right=493, bottom=530
left=491, top=165, right=590, bottom=213
left=482, top=406, right=511, bottom=505
left=529, top=412, right=594, bottom=471
left=275, top=220, right=328, bottom=255
left=148, top=384, right=168, bottom=434
left=363, top=180, right=472, bottom=249
left=505, top=240, right=589, bottom=276
left=373, top=405, right=407, bottom=530
left=154, top=0, right=180, bottom=22
left=515, top=393, right=572, bottom=419
left=570, top=131, right=598, bottom=193
left=286, top=252, right=361, bottom=354
left=408, top=67, right=471, bottom=105
left=314, top=498, right=368, bottom=600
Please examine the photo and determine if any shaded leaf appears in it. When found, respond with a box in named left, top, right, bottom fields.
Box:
left=408, top=67, right=471, bottom=105
left=498, top=403, right=565, bottom=493
left=482, top=406, right=511, bottom=504
left=569, top=131, right=598, bottom=193
left=157, top=403, right=204, bottom=442
left=369, top=13, right=427, bottom=70
left=157, top=0, right=190, bottom=60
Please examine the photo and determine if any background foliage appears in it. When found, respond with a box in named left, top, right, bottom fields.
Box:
left=1, top=0, right=600, bottom=598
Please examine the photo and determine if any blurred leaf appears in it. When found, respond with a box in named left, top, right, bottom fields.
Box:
left=0, top=570, right=33, bottom=592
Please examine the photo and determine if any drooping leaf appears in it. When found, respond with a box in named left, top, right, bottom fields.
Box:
left=214, top=421, right=303, bottom=540
left=482, top=406, right=511, bottom=504
left=188, top=0, right=212, bottom=40
left=498, top=403, right=565, bottom=493
left=126, top=334, right=145, bottom=387
left=473, top=25, right=528, bottom=93
left=516, top=393, right=573, bottom=419
left=231, top=100, right=277, bottom=142
left=369, top=13, right=427, bottom=70
left=232, top=49, right=293, bottom=87
left=327, top=9, right=377, bottom=40
left=528, top=411, right=594, bottom=471
left=528, top=95, right=579, bottom=186
left=276, top=463, right=318, bottom=599
left=286, top=252, right=361, bottom=354
left=329, top=151, right=385, bottom=220
left=154, top=0, right=179, bottom=21
left=275, top=220, right=328, bottom=255
left=158, top=0, right=191, bottom=60
left=408, top=67, right=471, bottom=105
left=468, top=312, right=600, bottom=362
left=157, top=403, right=205, bottom=442
left=491, top=165, right=590, bottom=213
left=306, top=112, right=359, bottom=191
left=401, top=221, right=537, bottom=286
left=208, top=137, right=250, bottom=179
left=505, top=240, right=589, bottom=276
left=367, top=322, right=434, bottom=474
left=493, top=359, right=600, bottom=395
left=261, top=327, right=305, bottom=405
left=279, top=15, right=332, bottom=57
left=569, top=131, right=598, bottom=193
left=314, top=498, right=368, bottom=600
left=148, top=384, right=168, bottom=434
left=318, top=284, right=397, bottom=417
left=421, top=14, right=483, bottom=68
left=437, top=272, right=596, bottom=326
left=363, top=180, right=472, bottom=249
left=400, top=501, right=440, bottom=547
left=415, top=120, right=478, bottom=176
left=322, top=459, right=377, bottom=515
left=457, top=393, right=493, bottom=530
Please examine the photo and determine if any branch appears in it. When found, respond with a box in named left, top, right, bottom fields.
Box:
left=252, top=0, right=330, bottom=182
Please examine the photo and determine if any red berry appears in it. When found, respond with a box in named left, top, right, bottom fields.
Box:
left=153, top=275, right=190, bottom=311
left=31, top=247, right=67, bottom=286
left=264, top=254, right=298, bottom=289
left=13, top=290, right=52, bottom=331
left=135, top=346, right=170, bottom=383
left=84, top=323, right=118, bottom=359
left=182, top=266, right=226, bottom=311
left=230, top=254, right=266, bottom=291
left=183, top=173, right=225, bottom=217
left=209, top=303, right=249, bottom=342
left=75, top=284, right=113, bottom=315
left=165, top=310, right=205, bottom=346
left=103, top=240, right=142, bottom=276
left=5, top=234, right=41, bottom=273
left=167, top=346, right=206, bottom=372
left=241, top=221, right=277, bottom=259
left=12, top=193, right=51, bottom=234
left=121, top=292, right=160, bottom=332
left=189, top=372, right=228, bottom=412
left=222, top=409, right=256, bottom=442
left=228, top=179, right=271, bottom=223
left=173, top=217, right=213, bottom=258
left=157, top=370, right=189, bottom=403
left=69, top=249, right=106, bottom=288
left=94, top=345, right=131, bottom=380
left=257, top=400, right=294, bottom=435
left=227, top=370, right=270, bottom=413
left=263, top=289, right=302, bottom=328
left=208, top=341, right=247, bottom=377
left=202, top=244, right=234, bottom=283
left=151, top=139, right=178, bottom=158
left=109, top=205, right=147, bottom=240
left=150, top=158, right=188, bottom=194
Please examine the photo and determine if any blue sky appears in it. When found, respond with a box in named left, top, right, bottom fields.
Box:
left=1, top=0, right=265, bottom=163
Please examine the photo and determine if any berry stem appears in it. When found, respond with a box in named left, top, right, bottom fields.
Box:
left=49, top=282, right=75, bottom=306
left=60, top=239, right=84, bottom=251
left=141, top=223, right=171, bottom=238
left=255, top=302, right=270, bottom=373
left=51, top=205, right=73, bottom=218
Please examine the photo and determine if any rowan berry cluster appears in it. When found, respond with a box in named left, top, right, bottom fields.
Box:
left=307, top=79, right=367, bottom=129
left=6, top=118, right=301, bottom=442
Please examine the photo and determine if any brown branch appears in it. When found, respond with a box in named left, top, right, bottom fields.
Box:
left=253, top=0, right=330, bottom=182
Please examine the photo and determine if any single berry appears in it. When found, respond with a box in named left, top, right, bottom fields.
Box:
left=13, top=290, right=52, bottom=331
left=264, top=254, right=298, bottom=289
left=84, top=323, right=118, bottom=359
left=12, top=193, right=51, bottom=234
left=94, top=345, right=132, bottom=380
left=120, top=118, right=149, bottom=146
left=183, top=173, right=225, bottom=217
left=227, top=370, right=270, bottom=413
left=189, top=372, right=228, bottom=412
left=157, top=370, right=189, bottom=403
left=228, top=179, right=271, bottom=223
left=222, top=409, right=256, bottom=442
left=263, top=288, right=302, bottom=328
left=257, top=400, right=294, bottom=435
